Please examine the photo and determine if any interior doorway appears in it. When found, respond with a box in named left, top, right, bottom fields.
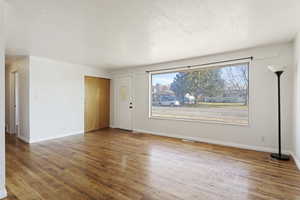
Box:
left=84, top=76, right=110, bottom=132
left=13, top=71, right=19, bottom=137
left=7, top=70, right=20, bottom=137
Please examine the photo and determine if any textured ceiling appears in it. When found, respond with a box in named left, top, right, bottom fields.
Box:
left=4, top=0, right=300, bottom=69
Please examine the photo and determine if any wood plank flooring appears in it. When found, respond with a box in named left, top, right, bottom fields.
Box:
left=4, top=128, right=300, bottom=200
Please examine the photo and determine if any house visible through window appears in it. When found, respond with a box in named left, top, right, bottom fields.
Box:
left=150, top=63, right=249, bottom=125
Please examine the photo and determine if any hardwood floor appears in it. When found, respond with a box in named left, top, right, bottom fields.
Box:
left=4, top=129, right=300, bottom=200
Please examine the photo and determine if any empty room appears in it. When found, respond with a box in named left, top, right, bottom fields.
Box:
left=1, top=0, right=300, bottom=199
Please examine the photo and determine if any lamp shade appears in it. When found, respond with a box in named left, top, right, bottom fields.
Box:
left=268, top=66, right=286, bottom=73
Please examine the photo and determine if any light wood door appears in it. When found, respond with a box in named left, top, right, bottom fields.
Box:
left=84, top=76, right=110, bottom=132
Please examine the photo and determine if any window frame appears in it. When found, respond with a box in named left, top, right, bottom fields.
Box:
left=148, top=60, right=251, bottom=126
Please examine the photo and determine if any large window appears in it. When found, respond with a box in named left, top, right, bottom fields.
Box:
left=150, top=62, right=249, bottom=125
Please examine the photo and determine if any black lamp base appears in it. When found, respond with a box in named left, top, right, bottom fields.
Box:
left=271, top=153, right=290, bottom=161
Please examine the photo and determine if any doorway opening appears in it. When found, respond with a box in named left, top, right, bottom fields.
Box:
left=5, top=56, right=22, bottom=140
left=12, top=71, right=19, bottom=137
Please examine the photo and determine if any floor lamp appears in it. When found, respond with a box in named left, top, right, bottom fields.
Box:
left=268, top=66, right=290, bottom=161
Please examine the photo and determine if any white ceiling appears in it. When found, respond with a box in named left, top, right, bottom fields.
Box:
left=4, top=0, right=300, bottom=69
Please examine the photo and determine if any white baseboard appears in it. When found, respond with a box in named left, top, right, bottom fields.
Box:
left=109, top=124, right=116, bottom=128
left=290, top=152, right=300, bottom=170
left=18, top=135, right=30, bottom=143
left=0, top=188, right=7, bottom=199
left=29, top=132, right=84, bottom=143
left=133, top=128, right=290, bottom=154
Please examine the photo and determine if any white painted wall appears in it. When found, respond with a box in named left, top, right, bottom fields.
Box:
left=111, top=43, right=294, bottom=153
left=29, top=56, right=110, bottom=143
left=292, top=33, right=300, bottom=168
left=0, top=0, right=6, bottom=198
left=5, top=57, right=30, bottom=141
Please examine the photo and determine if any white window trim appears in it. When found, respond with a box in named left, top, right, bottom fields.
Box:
left=148, top=59, right=252, bottom=126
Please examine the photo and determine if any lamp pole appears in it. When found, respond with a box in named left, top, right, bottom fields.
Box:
left=270, top=70, right=289, bottom=160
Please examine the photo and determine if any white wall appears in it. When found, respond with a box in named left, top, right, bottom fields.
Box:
left=5, top=57, right=30, bottom=141
left=292, top=33, right=300, bottom=168
left=111, top=43, right=294, bottom=153
left=0, top=0, right=6, bottom=198
left=29, top=56, right=110, bottom=143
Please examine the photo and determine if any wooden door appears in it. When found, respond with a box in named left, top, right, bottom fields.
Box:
left=84, top=76, right=110, bottom=132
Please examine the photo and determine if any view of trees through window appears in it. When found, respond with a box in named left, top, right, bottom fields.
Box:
left=151, top=63, right=249, bottom=125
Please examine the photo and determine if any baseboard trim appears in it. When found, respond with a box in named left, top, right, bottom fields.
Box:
left=133, top=128, right=289, bottom=154
left=29, top=132, right=84, bottom=143
left=0, top=188, right=7, bottom=199
left=18, top=135, right=30, bottom=143
left=109, top=124, right=116, bottom=129
left=290, top=152, right=300, bottom=170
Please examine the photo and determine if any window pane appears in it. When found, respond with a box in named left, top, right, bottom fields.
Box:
left=151, top=63, right=249, bottom=125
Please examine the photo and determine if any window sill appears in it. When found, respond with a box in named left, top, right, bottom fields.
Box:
left=149, top=116, right=249, bottom=127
